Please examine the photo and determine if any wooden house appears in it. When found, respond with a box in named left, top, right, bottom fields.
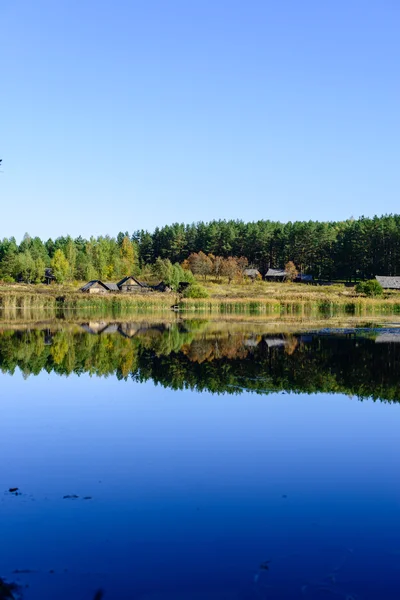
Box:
left=152, top=281, right=174, bottom=293
left=44, top=268, right=56, bottom=285
left=295, top=274, right=313, bottom=283
left=117, top=276, right=151, bottom=293
left=264, top=268, right=287, bottom=281
left=264, top=269, right=313, bottom=283
left=375, top=276, right=400, bottom=290
left=80, top=280, right=119, bottom=294
left=243, top=268, right=261, bottom=281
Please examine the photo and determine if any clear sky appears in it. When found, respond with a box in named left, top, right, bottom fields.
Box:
left=1, top=0, right=399, bottom=241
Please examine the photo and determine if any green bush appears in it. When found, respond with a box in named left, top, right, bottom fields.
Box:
left=183, top=284, right=209, bottom=298
left=355, top=279, right=384, bottom=297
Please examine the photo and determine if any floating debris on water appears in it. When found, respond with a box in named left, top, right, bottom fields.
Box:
left=8, top=488, right=18, bottom=493
left=63, top=495, right=79, bottom=499
left=83, top=496, right=93, bottom=500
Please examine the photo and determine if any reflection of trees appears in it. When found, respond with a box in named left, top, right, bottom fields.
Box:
left=0, top=326, right=400, bottom=401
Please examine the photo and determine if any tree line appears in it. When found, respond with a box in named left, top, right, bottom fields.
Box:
left=1, top=214, right=400, bottom=283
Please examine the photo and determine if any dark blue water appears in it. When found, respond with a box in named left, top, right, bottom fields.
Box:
left=1, top=367, right=400, bottom=599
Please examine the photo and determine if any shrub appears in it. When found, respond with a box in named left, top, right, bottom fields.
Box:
left=183, top=284, right=209, bottom=298
left=355, top=279, right=384, bottom=297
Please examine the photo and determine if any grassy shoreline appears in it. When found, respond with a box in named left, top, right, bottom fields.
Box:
left=1, top=281, right=400, bottom=317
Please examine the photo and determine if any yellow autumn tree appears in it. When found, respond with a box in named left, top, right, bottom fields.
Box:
left=120, top=236, right=135, bottom=275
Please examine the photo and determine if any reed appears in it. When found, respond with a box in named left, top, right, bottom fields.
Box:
left=2, top=284, right=400, bottom=318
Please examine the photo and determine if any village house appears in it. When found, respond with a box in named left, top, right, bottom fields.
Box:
left=375, top=276, right=400, bottom=290
left=264, top=268, right=313, bottom=283
left=80, top=280, right=119, bottom=294
left=79, top=275, right=185, bottom=294
left=264, top=268, right=287, bottom=282
left=44, top=268, right=56, bottom=285
left=243, top=268, right=261, bottom=281
left=116, top=276, right=152, bottom=293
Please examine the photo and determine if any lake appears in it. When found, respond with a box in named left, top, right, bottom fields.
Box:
left=1, top=318, right=400, bottom=599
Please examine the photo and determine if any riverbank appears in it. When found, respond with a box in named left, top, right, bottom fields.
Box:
left=1, top=281, right=400, bottom=317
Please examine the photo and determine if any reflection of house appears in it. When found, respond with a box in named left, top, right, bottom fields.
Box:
left=80, top=281, right=119, bottom=294
left=102, top=324, right=119, bottom=334
left=118, top=323, right=142, bottom=338
left=375, top=276, right=400, bottom=290
left=81, top=321, right=109, bottom=334
left=375, top=332, right=400, bottom=343
left=243, top=268, right=261, bottom=281
left=243, top=337, right=259, bottom=347
left=117, top=276, right=151, bottom=293
left=265, top=268, right=287, bottom=281
left=264, top=337, right=287, bottom=348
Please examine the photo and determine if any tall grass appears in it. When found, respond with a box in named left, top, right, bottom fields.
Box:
left=2, top=286, right=400, bottom=319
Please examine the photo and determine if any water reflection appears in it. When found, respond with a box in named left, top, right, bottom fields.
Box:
left=1, top=321, right=400, bottom=599
left=1, top=320, right=400, bottom=401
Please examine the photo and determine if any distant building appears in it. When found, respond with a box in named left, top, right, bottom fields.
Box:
left=117, top=276, right=152, bottom=293
left=44, top=268, right=56, bottom=285
left=243, top=268, right=261, bottom=281
left=295, top=274, right=313, bottom=283
left=375, top=276, right=400, bottom=290
left=80, top=281, right=119, bottom=294
left=264, top=268, right=313, bottom=283
left=264, top=268, right=287, bottom=281
left=152, top=281, right=173, bottom=293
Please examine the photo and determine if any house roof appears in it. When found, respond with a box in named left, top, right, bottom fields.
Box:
left=244, top=268, right=260, bottom=277
left=265, top=268, right=287, bottom=278
left=116, top=276, right=145, bottom=288
left=80, top=280, right=109, bottom=292
left=104, top=283, right=119, bottom=291
left=375, top=276, right=400, bottom=289
left=80, top=280, right=119, bottom=292
left=375, top=332, right=400, bottom=343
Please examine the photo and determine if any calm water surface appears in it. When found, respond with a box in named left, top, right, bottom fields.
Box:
left=1, top=321, right=400, bottom=599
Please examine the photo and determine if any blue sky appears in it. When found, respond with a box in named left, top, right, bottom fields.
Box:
left=1, top=0, right=399, bottom=241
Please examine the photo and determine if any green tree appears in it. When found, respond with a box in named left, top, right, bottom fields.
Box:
left=64, top=238, right=77, bottom=280
left=355, top=279, right=384, bottom=297
left=51, top=249, right=70, bottom=283
left=120, top=236, right=135, bottom=275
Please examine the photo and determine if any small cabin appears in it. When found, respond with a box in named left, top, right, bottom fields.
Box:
left=375, top=276, right=400, bottom=290
left=152, top=281, right=173, bottom=293
left=81, top=281, right=111, bottom=294
left=243, top=268, right=261, bottom=281
left=265, top=268, right=287, bottom=282
left=44, top=268, right=56, bottom=285
left=117, top=276, right=150, bottom=293
left=295, top=274, right=313, bottom=283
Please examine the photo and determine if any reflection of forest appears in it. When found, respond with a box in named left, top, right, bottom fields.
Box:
left=1, top=323, right=400, bottom=401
